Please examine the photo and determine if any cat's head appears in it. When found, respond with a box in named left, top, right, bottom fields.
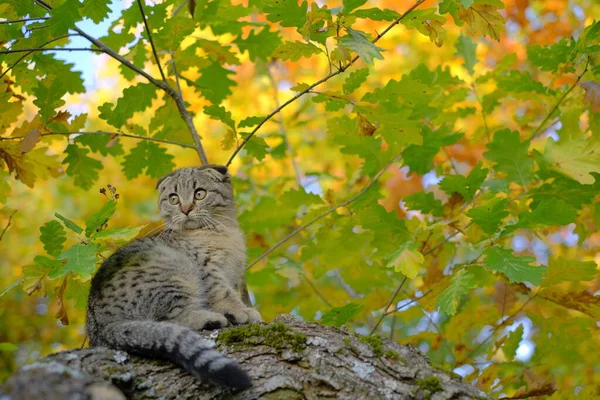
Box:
left=156, top=165, right=236, bottom=231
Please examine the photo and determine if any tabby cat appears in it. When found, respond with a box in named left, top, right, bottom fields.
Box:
left=86, top=165, right=261, bottom=389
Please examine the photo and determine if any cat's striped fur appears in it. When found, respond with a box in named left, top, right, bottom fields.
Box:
left=86, top=165, right=261, bottom=389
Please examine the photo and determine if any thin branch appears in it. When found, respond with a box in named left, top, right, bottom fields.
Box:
left=0, top=47, right=103, bottom=55
left=246, top=154, right=402, bottom=271
left=528, top=56, right=590, bottom=141
left=472, top=83, right=491, bottom=142
left=136, top=0, right=167, bottom=82
left=0, top=131, right=195, bottom=148
left=302, top=275, right=332, bottom=307
left=0, top=34, right=77, bottom=80
left=422, top=221, right=473, bottom=258
left=383, top=289, right=433, bottom=316
left=225, top=0, right=426, bottom=166
left=0, top=210, right=17, bottom=242
left=369, top=277, right=407, bottom=335
left=0, top=17, right=49, bottom=24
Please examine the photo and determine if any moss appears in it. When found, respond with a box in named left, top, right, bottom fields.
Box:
left=217, top=322, right=307, bottom=353
left=416, top=376, right=443, bottom=399
left=263, top=388, right=304, bottom=400
left=358, top=334, right=384, bottom=357
left=384, top=349, right=401, bottom=361
left=431, top=362, right=461, bottom=380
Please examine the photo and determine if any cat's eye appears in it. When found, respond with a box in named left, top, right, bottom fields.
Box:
left=194, top=189, right=207, bottom=200
left=168, top=194, right=180, bottom=205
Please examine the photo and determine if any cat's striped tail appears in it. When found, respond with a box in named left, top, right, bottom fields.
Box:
left=97, top=320, right=251, bottom=389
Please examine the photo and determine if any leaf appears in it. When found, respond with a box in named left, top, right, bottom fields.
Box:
left=122, top=141, right=175, bottom=180
left=437, top=269, right=476, bottom=316
left=403, top=127, right=462, bottom=175
left=62, top=144, right=103, bottom=190
left=55, top=212, right=83, bottom=235
left=459, top=2, right=505, bottom=41
left=99, top=83, right=158, bottom=128
left=484, top=129, right=532, bottom=186
left=55, top=276, right=69, bottom=325
left=439, top=163, right=488, bottom=202
left=455, top=35, right=477, bottom=75
left=195, top=62, right=237, bottom=105
left=23, top=256, right=62, bottom=295
left=343, top=0, right=367, bottom=13
left=387, top=243, right=424, bottom=279
left=65, top=277, right=91, bottom=309
left=544, top=135, right=600, bottom=184
left=272, top=41, right=321, bottom=61
left=234, top=28, right=282, bottom=62
left=81, top=0, right=112, bottom=24
left=19, top=129, right=41, bottom=153
left=204, top=105, right=236, bottom=130
left=541, top=257, right=598, bottom=288
left=244, top=137, right=269, bottom=161
left=238, top=116, right=264, bottom=129
left=321, top=303, right=364, bottom=327
left=32, top=82, right=66, bottom=122
left=39, top=220, right=67, bottom=257
left=483, top=247, right=546, bottom=286
left=339, top=28, right=384, bottom=65
left=54, top=243, right=100, bottom=280
left=527, top=38, right=575, bottom=73
left=495, top=71, right=549, bottom=95
left=0, top=343, right=18, bottom=352
left=466, top=197, right=509, bottom=235
left=85, top=200, right=117, bottom=238
left=261, top=0, right=308, bottom=29
left=580, top=81, right=600, bottom=113
left=503, top=325, right=523, bottom=360
left=403, top=192, right=444, bottom=217
left=92, top=226, right=144, bottom=242
left=401, top=8, right=447, bottom=47
left=353, top=8, right=400, bottom=21
left=517, top=198, right=578, bottom=228
left=48, top=0, right=81, bottom=36
left=343, top=68, right=369, bottom=94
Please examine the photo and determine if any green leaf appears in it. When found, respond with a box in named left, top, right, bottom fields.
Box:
left=32, top=82, right=66, bottom=122
left=85, top=200, right=117, bottom=238
left=544, top=135, right=600, bottom=185
left=542, top=257, right=598, bottom=288
left=439, top=163, right=488, bottom=202
left=495, top=71, right=549, bottom=95
left=483, top=247, right=546, bottom=285
left=99, top=83, right=158, bottom=128
left=204, top=105, right=236, bottom=130
left=321, top=303, right=364, bottom=327
left=122, top=141, right=175, bottom=180
left=272, top=41, right=321, bottom=61
left=387, top=242, right=424, bottom=279
left=48, top=0, right=81, bottom=36
left=437, top=269, right=476, bottom=316
left=235, top=28, right=282, bottom=62
left=455, top=35, right=477, bottom=74
left=23, top=256, right=62, bottom=293
left=195, top=62, right=237, bottom=105
left=353, top=8, right=400, bottom=21
left=40, top=220, right=67, bottom=257
left=503, top=325, right=523, bottom=360
left=261, top=0, right=308, bottom=29
left=81, top=0, right=112, bottom=24
left=517, top=198, right=578, bottom=228
left=54, top=243, right=100, bottom=280
left=484, top=129, right=532, bottom=186
left=244, top=137, right=269, bottom=161
left=62, top=144, right=103, bottom=190
left=343, top=0, right=367, bottom=13
left=65, top=277, right=91, bottom=309
left=527, top=38, right=575, bottom=73
left=75, top=133, right=124, bottom=157
left=339, top=28, right=384, bottom=65
left=55, top=213, right=84, bottom=235
left=238, top=116, right=264, bottom=129
left=0, top=343, right=18, bottom=352
left=403, top=127, right=462, bottom=175
left=92, top=226, right=143, bottom=242
left=466, top=197, right=509, bottom=234
left=403, top=192, right=444, bottom=217
left=343, top=68, right=369, bottom=94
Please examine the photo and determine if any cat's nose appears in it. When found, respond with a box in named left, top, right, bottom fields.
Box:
left=180, top=204, right=194, bottom=215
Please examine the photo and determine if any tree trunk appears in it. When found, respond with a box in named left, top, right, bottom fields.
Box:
left=1, top=315, right=488, bottom=399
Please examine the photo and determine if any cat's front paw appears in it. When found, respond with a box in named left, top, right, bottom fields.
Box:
left=197, top=310, right=230, bottom=330
left=224, top=307, right=262, bottom=325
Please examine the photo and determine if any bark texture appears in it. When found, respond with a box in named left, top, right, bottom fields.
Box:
left=1, top=315, right=488, bottom=399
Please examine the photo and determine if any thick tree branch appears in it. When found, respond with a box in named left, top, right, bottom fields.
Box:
left=225, top=0, right=426, bottom=166
left=528, top=56, right=590, bottom=141
left=136, top=0, right=167, bottom=82
left=247, top=154, right=402, bottom=270
left=0, top=131, right=196, bottom=148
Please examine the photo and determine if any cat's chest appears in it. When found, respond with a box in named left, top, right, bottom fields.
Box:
left=174, top=228, right=246, bottom=271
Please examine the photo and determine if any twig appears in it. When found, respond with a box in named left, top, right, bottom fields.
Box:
left=246, top=154, right=402, bottom=270
left=0, top=131, right=195, bottom=148
left=225, top=0, right=426, bottom=166
left=528, top=56, right=590, bottom=141
left=422, top=221, right=473, bottom=257
left=302, top=275, right=332, bottom=307
left=383, top=289, right=433, bottom=316
left=0, top=47, right=103, bottom=55
left=0, top=34, right=78, bottom=80
left=369, top=277, right=407, bottom=335
left=136, top=0, right=167, bottom=82
left=0, top=211, right=17, bottom=242
left=0, top=17, right=49, bottom=24
left=472, top=83, right=491, bottom=142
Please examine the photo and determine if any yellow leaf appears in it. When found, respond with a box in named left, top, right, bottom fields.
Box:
left=459, top=4, right=505, bottom=41
left=220, top=128, right=237, bottom=151
left=580, top=81, right=600, bottom=113
left=388, top=247, right=424, bottom=279
left=0, top=141, right=37, bottom=187
left=545, top=135, right=600, bottom=184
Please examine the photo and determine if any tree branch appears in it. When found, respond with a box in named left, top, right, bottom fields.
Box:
left=0, top=17, right=49, bottom=24
left=370, top=277, right=407, bottom=335
left=225, top=0, right=426, bottom=167
left=0, top=131, right=195, bottom=149
left=136, top=0, right=167, bottom=82
left=0, top=210, right=17, bottom=242
left=0, top=47, right=103, bottom=55
left=246, top=154, right=402, bottom=271
left=528, top=56, right=590, bottom=141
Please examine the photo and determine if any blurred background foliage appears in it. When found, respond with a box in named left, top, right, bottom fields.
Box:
left=1, top=0, right=600, bottom=398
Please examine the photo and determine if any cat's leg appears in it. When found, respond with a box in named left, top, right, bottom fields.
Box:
left=206, top=280, right=262, bottom=325
left=170, top=308, right=230, bottom=330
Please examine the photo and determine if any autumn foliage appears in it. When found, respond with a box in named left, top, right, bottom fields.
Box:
left=1, top=0, right=599, bottom=398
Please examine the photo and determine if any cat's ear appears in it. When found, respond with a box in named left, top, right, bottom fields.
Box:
left=198, top=164, right=231, bottom=183
left=156, top=172, right=175, bottom=190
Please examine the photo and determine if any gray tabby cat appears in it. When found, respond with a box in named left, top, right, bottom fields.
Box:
left=86, top=165, right=261, bottom=389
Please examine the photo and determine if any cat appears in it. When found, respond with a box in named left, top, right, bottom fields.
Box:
left=85, top=165, right=261, bottom=389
